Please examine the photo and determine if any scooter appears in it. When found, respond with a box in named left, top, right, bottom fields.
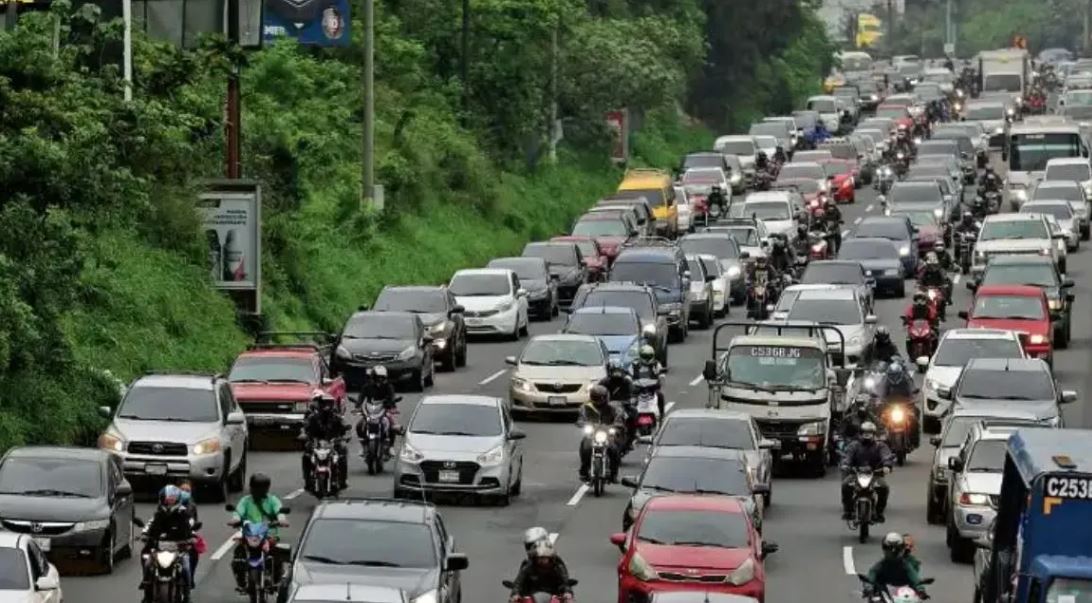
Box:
left=224, top=505, right=292, bottom=603
left=633, top=378, right=661, bottom=436
left=903, top=318, right=937, bottom=361
left=858, top=575, right=935, bottom=602
left=501, top=579, right=579, bottom=603
left=847, top=466, right=882, bottom=543
left=583, top=423, right=616, bottom=497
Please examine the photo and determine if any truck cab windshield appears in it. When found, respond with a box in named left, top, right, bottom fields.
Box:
left=725, top=345, right=826, bottom=391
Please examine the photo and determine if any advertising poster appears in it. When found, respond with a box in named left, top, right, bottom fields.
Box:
left=262, top=0, right=349, bottom=46
left=197, top=181, right=261, bottom=313
left=605, top=109, right=629, bottom=164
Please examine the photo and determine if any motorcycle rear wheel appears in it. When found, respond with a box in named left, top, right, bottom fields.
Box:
left=247, top=568, right=266, bottom=603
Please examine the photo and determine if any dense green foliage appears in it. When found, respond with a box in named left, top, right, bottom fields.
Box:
left=0, top=0, right=827, bottom=451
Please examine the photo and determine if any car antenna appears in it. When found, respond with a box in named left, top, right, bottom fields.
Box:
left=344, top=582, right=351, bottom=601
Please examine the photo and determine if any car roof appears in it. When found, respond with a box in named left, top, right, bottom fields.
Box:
left=985, top=254, right=1053, bottom=266
left=615, top=248, right=678, bottom=262
left=527, top=333, right=601, bottom=344
left=310, top=498, right=439, bottom=523
left=350, top=310, right=420, bottom=323
left=571, top=305, right=638, bottom=316
left=797, top=288, right=856, bottom=300
left=664, top=408, right=754, bottom=422
left=135, top=374, right=217, bottom=390
left=1045, top=157, right=1089, bottom=166
left=238, top=348, right=317, bottom=359
left=650, top=445, right=749, bottom=462
left=744, top=192, right=793, bottom=202
left=453, top=267, right=512, bottom=277
left=941, top=328, right=1020, bottom=341
left=644, top=494, right=746, bottom=514
left=983, top=213, right=1044, bottom=223
left=6, top=446, right=112, bottom=462
left=489, top=257, right=545, bottom=268
left=975, top=284, right=1046, bottom=297
left=584, top=282, right=653, bottom=293
left=418, top=394, right=503, bottom=408
left=806, top=260, right=860, bottom=269
left=1036, top=180, right=1081, bottom=189
left=965, top=357, right=1049, bottom=372
left=842, top=236, right=898, bottom=248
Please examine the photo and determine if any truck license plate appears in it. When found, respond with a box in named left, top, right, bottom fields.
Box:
left=548, top=396, right=567, bottom=407
left=438, top=470, right=460, bottom=483
left=145, top=464, right=167, bottom=476
left=33, top=538, right=50, bottom=552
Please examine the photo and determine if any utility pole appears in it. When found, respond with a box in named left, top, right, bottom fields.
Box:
left=123, top=0, right=133, bottom=101
left=886, top=0, right=894, bottom=48
left=362, top=0, right=375, bottom=205
left=225, top=0, right=242, bottom=178
left=460, top=0, right=469, bottom=112
left=547, top=16, right=558, bottom=164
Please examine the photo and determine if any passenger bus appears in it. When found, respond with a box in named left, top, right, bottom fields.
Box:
left=1005, top=123, right=1089, bottom=210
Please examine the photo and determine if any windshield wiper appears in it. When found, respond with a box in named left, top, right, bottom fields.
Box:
left=636, top=536, right=667, bottom=544
left=690, top=488, right=734, bottom=496
left=230, top=379, right=268, bottom=384
left=344, top=560, right=403, bottom=567
left=301, top=555, right=347, bottom=565
left=991, top=395, right=1038, bottom=401
left=520, top=360, right=548, bottom=366
left=18, top=489, right=91, bottom=498
left=266, top=378, right=310, bottom=384
left=429, top=431, right=480, bottom=437
left=671, top=540, right=723, bottom=547
left=727, top=381, right=777, bottom=394
left=544, top=360, right=587, bottom=366
left=642, top=484, right=677, bottom=493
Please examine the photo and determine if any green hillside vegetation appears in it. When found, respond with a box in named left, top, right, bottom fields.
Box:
left=0, top=0, right=830, bottom=451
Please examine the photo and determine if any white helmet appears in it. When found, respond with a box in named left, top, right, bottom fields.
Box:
left=892, top=586, right=922, bottom=602
left=925, top=252, right=938, bottom=264
left=523, top=527, right=549, bottom=552
left=371, top=365, right=388, bottom=379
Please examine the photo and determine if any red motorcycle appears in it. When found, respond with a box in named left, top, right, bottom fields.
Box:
left=501, top=579, right=578, bottom=603
left=902, top=317, right=938, bottom=362
left=688, top=193, right=711, bottom=226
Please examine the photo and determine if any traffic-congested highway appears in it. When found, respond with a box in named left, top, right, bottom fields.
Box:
left=52, top=153, right=1092, bottom=603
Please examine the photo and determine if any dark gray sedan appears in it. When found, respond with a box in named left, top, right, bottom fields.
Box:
left=837, top=237, right=906, bottom=297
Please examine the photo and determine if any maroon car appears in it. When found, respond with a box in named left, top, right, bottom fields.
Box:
left=552, top=235, right=610, bottom=279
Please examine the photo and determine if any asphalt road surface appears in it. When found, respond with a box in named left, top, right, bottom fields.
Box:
left=62, top=156, right=1092, bottom=603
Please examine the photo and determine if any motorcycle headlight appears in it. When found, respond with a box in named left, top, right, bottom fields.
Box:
left=933, top=208, right=943, bottom=218
left=400, top=443, right=424, bottom=463
left=476, top=445, right=505, bottom=465
left=811, top=243, right=825, bottom=253
left=191, top=437, right=221, bottom=456
left=629, top=552, right=659, bottom=581
left=73, top=518, right=111, bottom=532
left=957, top=89, right=964, bottom=98
left=428, top=323, right=446, bottom=337
left=863, top=377, right=876, bottom=390
left=993, top=126, right=1004, bottom=134
left=594, top=430, right=609, bottom=444
left=246, top=535, right=263, bottom=547
left=897, top=152, right=906, bottom=160
left=1049, top=299, right=1062, bottom=310
left=512, top=377, right=534, bottom=393
left=727, top=265, right=742, bottom=279
left=413, top=589, right=439, bottom=603
left=726, top=557, right=756, bottom=585
left=927, top=289, right=937, bottom=300
left=889, top=406, right=906, bottom=424
left=870, top=94, right=879, bottom=101
left=857, top=474, right=874, bottom=488
left=155, top=551, right=176, bottom=569
left=797, top=421, right=826, bottom=436
left=582, top=425, right=594, bottom=436
left=398, top=346, right=417, bottom=360
left=1029, top=334, right=1047, bottom=345
left=1007, top=107, right=1016, bottom=116
left=730, top=173, right=742, bottom=183
left=899, top=246, right=910, bottom=257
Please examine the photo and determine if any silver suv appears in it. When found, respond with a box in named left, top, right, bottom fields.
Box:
left=97, top=373, right=249, bottom=501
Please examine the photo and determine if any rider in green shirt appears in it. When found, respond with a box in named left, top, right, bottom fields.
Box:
left=230, top=473, right=287, bottom=592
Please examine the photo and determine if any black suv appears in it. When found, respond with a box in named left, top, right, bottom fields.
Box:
left=372, top=285, right=467, bottom=372
left=609, top=238, right=692, bottom=342
left=570, top=281, right=670, bottom=366
left=331, top=311, right=434, bottom=391
left=281, top=498, right=469, bottom=603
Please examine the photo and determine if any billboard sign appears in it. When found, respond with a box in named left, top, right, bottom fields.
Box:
left=198, top=180, right=261, bottom=313
left=605, top=109, right=629, bottom=164
left=262, top=0, right=349, bottom=46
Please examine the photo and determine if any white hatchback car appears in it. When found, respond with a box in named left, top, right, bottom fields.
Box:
left=918, top=328, right=1027, bottom=434
left=0, top=532, right=62, bottom=603
left=449, top=268, right=529, bottom=339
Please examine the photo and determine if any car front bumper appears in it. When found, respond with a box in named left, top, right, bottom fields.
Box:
left=619, top=573, right=764, bottom=602
left=510, top=381, right=592, bottom=413
left=245, top=412, right=307, bottom=433
left=0, top=520, right=109, bottom=561
left=120, top=451, right=226, bottom=484
left=336, top=358, right=420, bottom=389
left=395, top=457, right=511, bottom=494
left=463, top=305, right=519, bottom=335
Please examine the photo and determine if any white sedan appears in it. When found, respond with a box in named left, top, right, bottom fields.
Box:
left=0, top=532, right=62, bottom=603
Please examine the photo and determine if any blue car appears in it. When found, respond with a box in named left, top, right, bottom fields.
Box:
left=562, top=306, right=643, bottom=369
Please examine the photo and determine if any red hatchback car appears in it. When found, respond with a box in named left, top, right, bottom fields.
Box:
left=611, top=495, right=777, bottom=603
left=958, top=284, right=1054, bottom=365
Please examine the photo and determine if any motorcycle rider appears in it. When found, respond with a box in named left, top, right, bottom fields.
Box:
left=865, top=532, right=927, bottom=595
left=631, top=345, right=666, bottom=419
left=871, top=326, right=901, bottom=364
left=917, top=253, right=951, bottom=319
left=768, top=233, right=793, bottom=272
left=746, top=254, right=780, bottom=318
left=300, top=392, right=350, bottom=492
left=141, top=485, right=195, bottom=602
left=979, top=165, right=1002, bottom=193
left=841, top=397, right=879, bottom=441
left=509, top=534, right=574, bottom=602
left=932, top=241, right=954, bottom=272
left=824, top=197, right=844, bottom=253
left=773, top=145, right=788, bottom=165
left=840, top=421, right=894, bottom=522
left=880, top=359, right=921, bottom=448
left=178, top=481, right=201, bottom=588
left=578, top=385, right=623, bottom=483
left=229, top=473, right=287, bottom=593
left=599, top=359, right=636, bottom=449
left=708, top=184, right=729, bottom=215
left=954, top=212, right=979, bottom=261
left=361, top=365, right=399, bottom=452
left=903, top=290, right=939, bottom=329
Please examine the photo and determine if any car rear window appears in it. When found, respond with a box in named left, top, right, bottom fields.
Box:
left=657, top=418, right=754, bottom=450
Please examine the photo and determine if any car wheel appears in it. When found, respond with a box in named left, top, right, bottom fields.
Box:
left=1082, top=227, right=1090, bottom=241
left=228, top=450, right=247, bottom=492
left=202, top=457, right=229, bottom=503
left=456, top=337, right=468, bottom=367
left=926, top=484, right=944, bottom=525
left=519, top=313, right=529, bottom=337
left=425, top=363, right=435, bottom=387
left=1056, top=325, right=1070, bottom=349
left=896, top=282, right=906, bottom=298
left=442, top=341, right=457, bottom=372
left=98, top=528, right=116, bottom=574
left=763, top=489, right=771, bottom=508
left=507, top=319, right=520, bottom=341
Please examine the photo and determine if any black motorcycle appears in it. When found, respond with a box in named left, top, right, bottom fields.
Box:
left=356, top=395, right=402, bottom=475
left=956, top=230, right=977, bottom=274
left=846, top=466, right=881, bottom=543
left=308, top=438, right=342, bottom=499
left=136, top=517, right=199, bottom=603
left=583, top=422, right=616, bottom=497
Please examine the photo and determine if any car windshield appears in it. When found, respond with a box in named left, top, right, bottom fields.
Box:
left=876, top=107, right=906, bottom=119
left=822, top=162, right=853, bottom=177
left=229, top=356, right=316, bottom=384
left=918, top=143, right=957, bottom=157
left=982, top=264, right=1058, bottom=287
left=1034, top=185, right=1082, bottom=202
left=410, top=403, right=501, bottom=437
left=1044, top=163, right=1089, bottom=183
left=610, top=262, right=680, bottom=289
left=525, top=244, right=577, bottom=267
left=855, top=220, right=909, bottom=241
left=0, top=458, right=102, bottom=497
left=581, top=291, right=654, bottom=320
left=520, top=339, right=604, bottom=366
left=1024, top=204, right=1074, bottom=220
left=642, top=457, right=750, bottom=495
left=935, top=338, right=1023, bottom=366
left=787, top=298, right=862, bottom=325
left=682, top=170, right=723, bottom=185
left=973, top=295, right=1045, bottom=320
left=941, top=417, right=976, bottom=446
left=808, top=99, right=837, bottom=112
left=839, top=239, right=898, bottom=259
left=779, top=164, right=824, bottom=180
left=686, top=258, right=706, bottom=278
left=637, top=509, right=750, bottom=549
left=980, top=220, right=1049, bottom=241
left=754, top=135, right=779, bottom=148
left=374, top=289, right=449, bottom=313
left=802, top=263, right=862, bottom=284
left=568, top=240, right=598, bottom=258
left=488, top=259, right=546, bottom=282
left=893, top=210, right=939, bottom=228
left=743, top=202, right=791, bottom=221
left=117, top=386, right=218, bottom=422
left=966, top=105, right=1004, bottom=120
left=700, top=257, right=723, bottom=276
left=657, top=418, right=754, bottom=449
left=616, top=189, right=665, bottom=208
left=725, top=345, right=827, bottom=390
left=778, top=179, right=820, bottom=194
left=572, top=219, right=628, bottom=237
left=891, top=186, right=942, bottom=205
left=794, top=152, right=833, bottom=162
left=566, top=313, right=639, bottom=336
left=720, top=228, right=760, bottom=246
left=300, top=519, right=436, bottom=568
left=449, top=273, right=510, bottom=296
left=683, top=156, right=722, bottom=170
left=680, top=237, right=740, bottom=260
left=1010, top=133, right=1084, bottom=172
left=0, top=549, right=29, bottom=591
left=749, top=124, right=784, bottom=138
left=967, top=440, right=1008, bottom=472
left=343, top=315, right=416, bottom=339
left=959, top=368, right=1055, bottom=400
left=717, top=140, right=755, bottom=155
left=984, top=73, right=1022, bottom=92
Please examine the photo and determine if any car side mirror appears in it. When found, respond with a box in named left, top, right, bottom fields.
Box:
left=35, top=576, right=59, bottom=591
left=759, top=438, right=780, bottom=450
left=835, top=368, right=851, bottom=387
left=761, top=541, right=779, bottom=559
left=132, top=517, right=146, bottom=529
left=224, top=503, right=236, bottom=512
left=226, top=412, right=245, bottom=425
left=702, top=359, right=718, bottom=382
left=929, top=435, right=941, bottom=447
left=610, top=533, right=627, bottom=551
left=621, top=476, right=639, bottom=489
left=1061, top=390, right=1078, bottom=404
left=752, top=483, right=770, bottom=495
left=761, top=238, right=770, bottom=247
left=958, top=310, right=970, bottom=321
left=937, top=386, right=952, bottom=400
left=98, top=405, right=113, bottom=419
left=505, top=356, right=517, bottom=366
left=508, top=430, right=527, bottom=441
left=1063, top=278, right=1075, bottom=288
left=517, top=288, right=528, bottom=298
left=116, top=481, right=133, bottom=497
left=949, top=456, right=964, bottom=471
left=444, top=553, right=469, bottom=572
left=450, top=304, right=466, bottom=315
left=864, top=314, right=878, bottom=324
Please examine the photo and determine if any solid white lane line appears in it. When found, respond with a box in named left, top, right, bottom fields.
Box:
left=665, top=402, right=676, bottom=414
left=843, top=545, right=857, bottom=575
left=854, top=216, right=863, bottom=224
left=284, top=488, right=305, bottom=500
left=211, top=535, right=237, bottom=561
left=865, top=204, right=874, bottom=212
left=549, top=533, right=559, bottom=545
left=689, top=374, right=704, bottom=386
left=479, top=369, right=508, bottom=385
left=567, top=484, right=589, bottom=506
left=953, top=274, right=961, bottom=284
left=842, top=229, right=851, bottom=238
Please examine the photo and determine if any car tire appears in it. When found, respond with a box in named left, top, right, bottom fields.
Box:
left=511, top=467, right=522, bottom=497
left=926, top=485, right=944, bottom=525
left=202, top=457, right=229, bottom=503
left=1057, top=325, right=1070, bottom=349
left=425, top=363, right=435, bottom=388
left=97, top=528, right=116, bottom=574
left=456, top=337, right=468, bottom=367
left=763, top=489, right=771, bottom=508
left=507, top=319, right=520, bottom=342
left=896, top=282, right=906, bottom=298
left=519, top=314, right=529, bottom=337
left=442, top=341, right=457, bottom=372
left=228, top=450, right=247, bottom=493
left=1082, top=226, right=1090, bottom=241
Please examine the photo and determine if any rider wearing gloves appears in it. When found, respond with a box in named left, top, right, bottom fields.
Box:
left=867, top=533, right=927, bottom=595
left=578, top=385, right=623, bottom=483
left=631, top=345, right=666, bottom=418
left=871, top=326, right=901, bottom=364
left=141, top=485, right=195, bottom=602
left=509, top=528, right=574, bottom=602
left=230, top=474, right=287, bottom=593
left=840, top=422, right=894, bottom=522
left=599, top=360, right=636, bottom=449
left=300, top=393, right=351, bottom=492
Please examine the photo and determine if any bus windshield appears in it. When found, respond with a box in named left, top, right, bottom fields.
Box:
left=1010, top=133, right=1084, bottom=172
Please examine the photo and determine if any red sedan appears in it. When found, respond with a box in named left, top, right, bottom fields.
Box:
left=552, top=235, right=611, bottom=279
left=611, top=495, right=777, bottom=603
left=958, top=284, right=1054, bottom=365
left=875, top=104, right=915, bottom=133
left=820, top=159, right=858, bottom=203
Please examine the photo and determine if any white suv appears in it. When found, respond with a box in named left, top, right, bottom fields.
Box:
left=918, top=329, right=1026, bottom=434
left=971, top=213, right=1059, bottom=277
left=449, top=268, right=529, bottom=340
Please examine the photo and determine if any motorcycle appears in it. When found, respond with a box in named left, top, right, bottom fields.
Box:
left=921, top=285, right=946, bottom=321
left=224, top=505, right=292, bottom=603
left=633, top=377, right=661, bottom=437
left=903, top=318, right=937, bottom=361
left=754, top=170, right=774, bottom=191
left=308, top=438, right=342, bottom=499
left=983, top=189, right=1001, bottom=214
left=500, top=579, right=579, bottom=603
left=582, top=423, right=616, bottom=497
left=874, top=165, right=895, bottom=194
left=956, top=230, right=977, bottom=274
left=746, top=281, right=771, bottom=320
left=881, top=400, right=913, bottom=466
left=847, top=466, right=882, bottom=543
left=858, top=576, right=934, bottom=603
left=135, top=516, right=198, bottom=603
left=808, top=229, right=833, bottom=260
left=356, top=395, right=402, bottom=475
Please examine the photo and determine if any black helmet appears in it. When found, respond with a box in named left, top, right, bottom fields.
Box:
left=590, top=385, right=609, bottom=406
left=875, top=325, right=891, bottom=344
left=249, top=473, right=272, bottom=498
left=962, top=212, right=975, bottom=225
left=608, top=358, right=625, bottom=376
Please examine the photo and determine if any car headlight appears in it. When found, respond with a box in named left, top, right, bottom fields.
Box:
left=797, top=421, right=826, bottom=436
left=511, top=377, right=534, bottom=393
left=400, top=443, right=424, bottom=463
left=960, top=492, right=990, bottom=506
left=1046, top=415, right=1063, bottom=428
left=848, top=335, right=862, bottom=346
left=933, top=208, right=943, bottom=217
left=1049, top=299, right=1062, bottom=310
left=926, top=378, right=942, bottom=392
left=497, top=300, right=514, bottom=312
left=730, top=173, right=742, bottom=183
left=476, top=445, right=505, bottom=465
left=191, top=438, right=221, bottom=456
left=871, top=94, right=879, bottom=101
left=726, top=557, right=756, bottom=585
left=993, top=126, right=1004, bottom=134
left=820, top=181, right=830, bottom=192
left=413, top=589, right=439, bottom=603
left=428, top=323, right=446, bottom=337
left=727, top=265, right=742, bottom=279
left=629, top=552, right=659, bottom=581
left=663, top=302, right=682, bottom=315
left=1040, top=247, right=1052, bottom=256
left=73, top=518, right=111, bottom=532
left=398, top=346, right=417, bottom=360
left=98, top=433, right=125, bottom=453
left=899, top=246, right=910, bottom=257
left=1029, top=334, right=1047, bottom=345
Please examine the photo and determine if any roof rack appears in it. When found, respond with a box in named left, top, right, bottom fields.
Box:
left=141, top=371, right=223, bottom=379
